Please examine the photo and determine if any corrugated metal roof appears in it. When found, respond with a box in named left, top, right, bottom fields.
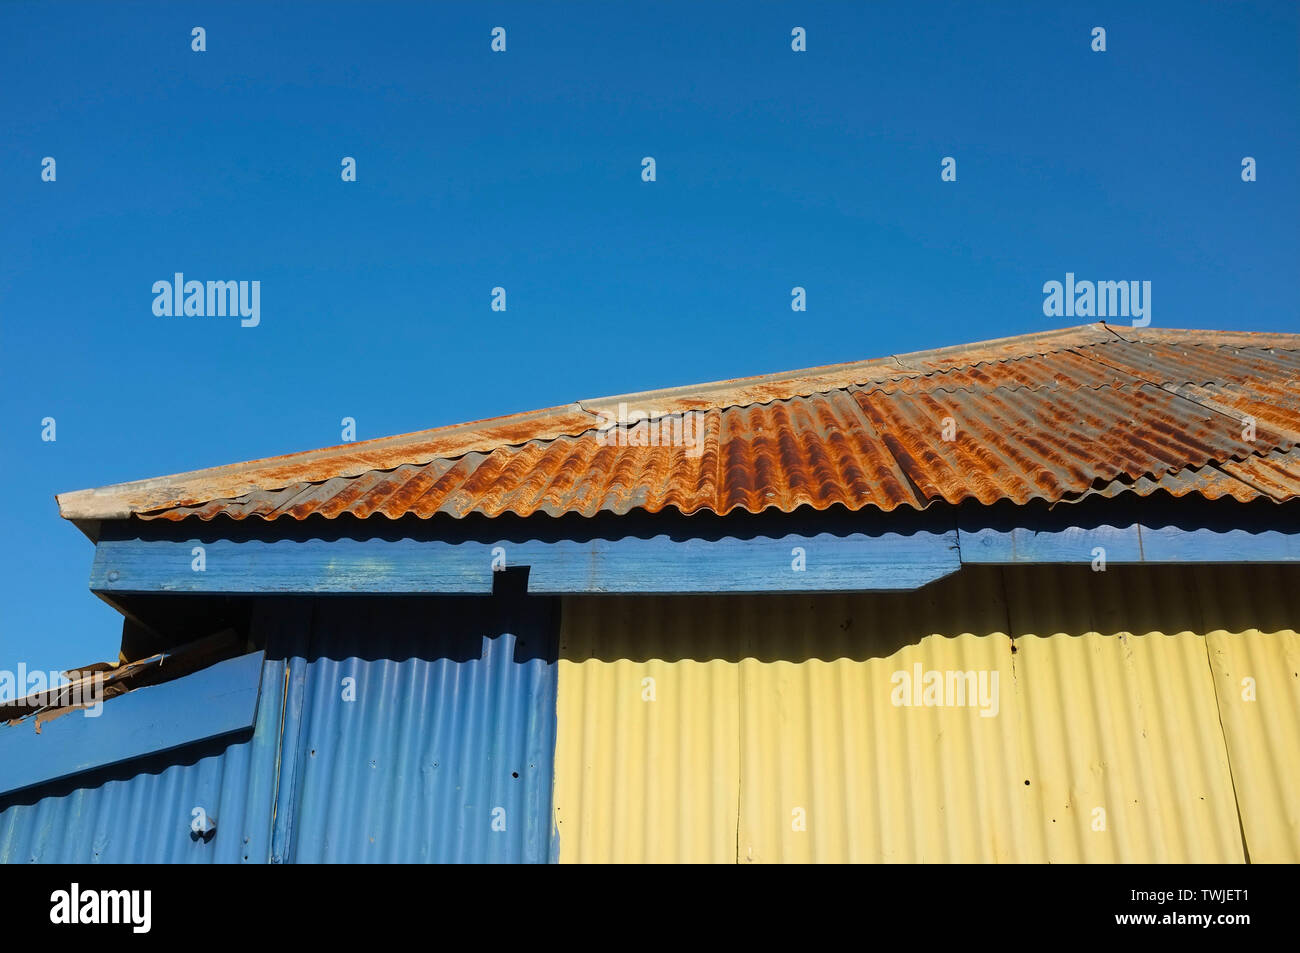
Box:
left=554, top=564, right=1297, bottom=862
left=1084, top=447, right=1300, bottom=502
left=56, top=323, right=1300, bottom=524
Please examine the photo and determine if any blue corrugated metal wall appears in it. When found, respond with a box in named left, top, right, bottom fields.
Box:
left=0, top=592, right=560, bottom=863
left=274, top=594, right=559, bottom=863
left=0, top=648, right=291, bottom=864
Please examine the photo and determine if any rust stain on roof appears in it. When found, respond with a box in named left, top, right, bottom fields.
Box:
left=56, top=323, right=1300, bottom=525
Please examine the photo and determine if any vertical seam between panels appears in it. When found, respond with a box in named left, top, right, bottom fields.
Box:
left=549, top=595, right=563, bottom=863
left=1199, top=607, right=1253, bottom=864
left=995, top=565, right=1025, bottom=861
left=269, top=651, right=291, bottom=862
left=736, top=608, right=750, bottom=864
left=272, top=597, right=315, bottom=864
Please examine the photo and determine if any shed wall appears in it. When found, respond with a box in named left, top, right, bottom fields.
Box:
left=278, top=595, right=559, bottom=863
left=4, top=565, right=1293, bottom=864
left=553, top=565, right=1298, bottom=863
left=0, top=649, right=289, bottom=864
left=0, top=593, right=560, bottom=864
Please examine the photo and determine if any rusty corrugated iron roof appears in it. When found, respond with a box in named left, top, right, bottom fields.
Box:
left=56, top=323, right=1300, bottom=525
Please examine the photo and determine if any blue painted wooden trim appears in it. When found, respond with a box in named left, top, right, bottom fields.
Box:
left=0, top=651, right=265, bottom=798
left=85, top=499, right=1299, bottom=597
left=957, top=498, right=1300, bottom=565
left=90, top=530, right=961, bottom=594
left=1136, top=524, right=1300, bottom=561
left=960, top=523, right=1300, bottom=563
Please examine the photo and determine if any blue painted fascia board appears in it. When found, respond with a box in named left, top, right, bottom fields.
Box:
left=85, top=500, right=1299, bottom=597
left=957, top=497, right=1299, bottom=565
left=0, top=650, right=266, bottom=798
left=91, top=512, right=961, bottom=595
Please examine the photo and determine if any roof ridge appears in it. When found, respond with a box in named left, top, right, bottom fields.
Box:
left=577, top=323, right=1117, bottom=412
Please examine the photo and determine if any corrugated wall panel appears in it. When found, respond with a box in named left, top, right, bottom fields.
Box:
left=556, top=566, right=1297, bottom=863
left=553, top=596, right=739, bottom=863
left=6, top=567, right=1294, bottom=864
left=1200, top=565, right=1300, bottom=862
left=282, top=594, right=559, bottom=863
left=0, top=648, right=291, bottom=864
left=1, top=594, right=562, bottom=865
left=736, top=584, right=1028, bottom=862
left=1006, top=566, right=1270, bottom=863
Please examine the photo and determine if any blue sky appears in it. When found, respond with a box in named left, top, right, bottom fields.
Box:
left=2, top=1, right=1297, bottom=672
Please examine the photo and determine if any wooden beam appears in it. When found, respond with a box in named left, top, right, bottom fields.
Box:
left=84, top=500, right=1299, bottom=598
left=90, top=530, right=962, bottom=595
left=958, top=498, right=1299, bottom=565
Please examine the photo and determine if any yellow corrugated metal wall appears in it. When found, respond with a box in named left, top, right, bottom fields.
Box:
left=1004, top=568, right=1243, bottom=862
left=735, top=579, right=1030, bottom=863
left=552, top=597, right=739, bottom=863
left=553, top=565, right=1299, bottom=863
left=1199, top=565, right=1300, bottom=862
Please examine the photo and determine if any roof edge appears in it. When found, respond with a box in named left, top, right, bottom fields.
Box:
left=57, top=323, right=1300, bottom=523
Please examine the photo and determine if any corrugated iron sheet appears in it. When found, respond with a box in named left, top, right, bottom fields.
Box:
left=735, top=577, right=1028, bottom=863
left=1221, top=447, right=1300, bottom=499
left=1, top=595, right=560, bottom=864
left=553, top=597, right=739, bottom=863
left=1198, top=567, right=1300, bottom=862
left=56, top=323, right=1300, bottom=524
left=279, top=596, right=559, bottom=863
left=1002, top=566, right=1244, bottom=862
left=553, top=565, right=1297, bottom=863
left=143, top=380, right=1298, bottom=521
left=0, top=651, right=288, bottom=863
left=1084, top=447, right=1300, bottom=502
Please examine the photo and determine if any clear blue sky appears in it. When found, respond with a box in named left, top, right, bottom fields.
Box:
left=2, top=1, right=1297, bottom=673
